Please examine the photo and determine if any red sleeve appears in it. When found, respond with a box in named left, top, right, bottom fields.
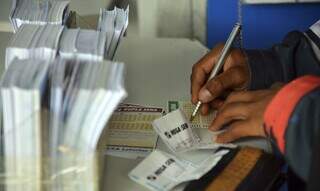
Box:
left=264, top=75, right=320, bottom=153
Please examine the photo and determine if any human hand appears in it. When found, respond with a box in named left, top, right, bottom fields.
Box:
left=210, top=84, right=283, bottom=143
left=191, top=44, right=249, bottom=115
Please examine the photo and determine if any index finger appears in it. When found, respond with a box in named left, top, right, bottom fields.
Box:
left=191, top=44, right=224, bottom=103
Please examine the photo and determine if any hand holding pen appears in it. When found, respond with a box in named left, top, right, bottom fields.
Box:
left=190, top=23, right=249, bottom=121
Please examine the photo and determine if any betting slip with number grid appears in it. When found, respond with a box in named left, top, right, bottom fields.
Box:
left=129, top=149, right=230, bottom=191
left=163, top=101, right=235, bottom=151
left=168, top=100, right=217, bottom=129
left=103, top=103, right=165, bottom=158
left=152, top=109, right=200, bottom=153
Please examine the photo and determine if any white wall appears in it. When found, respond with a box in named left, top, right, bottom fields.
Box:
left=127, top=0, right=207, bottom=44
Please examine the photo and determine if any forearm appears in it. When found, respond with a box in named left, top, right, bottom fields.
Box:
left=245, top=30, right=320, bottom=90
left=245, top=49, right=284, bottom=90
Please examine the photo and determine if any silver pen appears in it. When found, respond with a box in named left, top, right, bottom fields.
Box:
left=190, top=23, right=242, bottom=122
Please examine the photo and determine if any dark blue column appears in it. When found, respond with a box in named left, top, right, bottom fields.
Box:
left=207, top=0, right=320, bottom=49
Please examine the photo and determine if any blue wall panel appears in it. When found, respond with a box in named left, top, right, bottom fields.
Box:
left=207, top=0, right=320, bottom=49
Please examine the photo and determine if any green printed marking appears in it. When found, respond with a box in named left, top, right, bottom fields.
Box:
left=168, top=101, right=179, bottom=112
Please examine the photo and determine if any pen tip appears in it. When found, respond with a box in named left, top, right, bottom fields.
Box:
left=189, top=115, right=194, bottom=122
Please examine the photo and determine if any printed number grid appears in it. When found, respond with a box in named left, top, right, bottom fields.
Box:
left=105, top=111, right=163, bottom=148
left=168, top=101, right=217, bottom=129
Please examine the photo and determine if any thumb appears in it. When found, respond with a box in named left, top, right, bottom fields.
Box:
left=198, top=66, right=246, bottom=103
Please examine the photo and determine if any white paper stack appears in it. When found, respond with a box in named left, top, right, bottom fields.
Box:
left=5, top=24, right=64, bottom=68
left=49, top=59, right=127, bottom=153
left=49, top=58, right=127, bottom=191
left=59, top=28, right=107, bottom=61
left=97, top=6, right=129, bottom=60
left=1, top=58, right=127, bottom=191
left=9, top=0, right=70, bottom=32
left=2, top=2, right=129, bottom=190
left=1, top=58, right=50, bottom=191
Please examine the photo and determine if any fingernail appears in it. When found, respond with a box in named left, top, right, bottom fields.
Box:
left=199, top=89, right=213, bottom=103
left=212, top=136, right=217, bottom=143
left=209, top=125, right=216, bottom=131
left=209, top=118, right=218, bottom=130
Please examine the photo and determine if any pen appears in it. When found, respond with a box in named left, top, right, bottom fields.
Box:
left=190, top=23, right=242, bottom=122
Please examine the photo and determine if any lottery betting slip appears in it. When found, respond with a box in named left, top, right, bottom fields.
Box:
left=168, top=100, right=217, bottom=129
left=129, top=149, right=229, bottom=191
left=103, top=103, right=164, bottom=159
left=129, top=101, right=237, bottom=191
left=153, top=107, right=235, bottom=153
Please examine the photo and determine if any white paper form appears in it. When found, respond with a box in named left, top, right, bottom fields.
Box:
left=152, top=109, right=200, bottom=153
left=129, top=149, right=229, bottom=191
left=153, top=107, right=236, bottom=154
left=104, top=104, right=164, bottom=159
left=168, top=100, right=217, bottom=129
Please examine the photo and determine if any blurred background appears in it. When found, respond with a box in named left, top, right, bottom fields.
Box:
left=1, top=0, right=320, bottom=49
left=70, top=0, right=208, bottom=45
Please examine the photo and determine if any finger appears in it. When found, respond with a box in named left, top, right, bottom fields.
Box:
left=220, top=91, right=255, bottom=112
left=198, top=66, right=246, bottom=103
left=209, top=99, right=224, bottom=109
left=225, top=91, right=254, bottom=104
left=191, top=64, right=207, bottom=104
left=222, top=90, right=269, bottom=110
left=200, top=100, right=224, bottom=116
left=215, top=121, right=249, bottom=143
left=200, top=103, right=209, bottom=115
left=191, top=44, right=225, bottom=103
left=209, top=102, right=249, bottom=131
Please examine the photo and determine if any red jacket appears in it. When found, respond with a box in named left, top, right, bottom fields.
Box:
left=245, top=20, right=320, bottom=191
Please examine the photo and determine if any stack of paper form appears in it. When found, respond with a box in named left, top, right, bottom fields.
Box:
left=9, top=0, right=70, bottom=32
left=5, top=24, right=64, bottom=68
left=59, top=28, right=107, bottom=61
left=3, top=2, right=130, bottom=190
left=1, top=58, right=50, bottom=191
left=7, top=5, right=129, bottom=66
left=1, top=58, right=127, bottom=191
left=49, top=58, right=127, bottom=191
left=97, top=6, right=129, bottom=60
left=51, top=59, right=127, bottom=153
